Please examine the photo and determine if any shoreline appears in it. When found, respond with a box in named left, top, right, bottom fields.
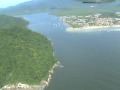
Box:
left=66, top=25, right=120, bottom=32
left=0, top=25, right=61, bottom=90
left=0, top=61, right=62, bottom=90
left=0, top=17, right=62, bottom=90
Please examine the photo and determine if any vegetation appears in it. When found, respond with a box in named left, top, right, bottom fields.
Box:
left=0, top=14, right=28, bottom=28
left=0, top=0, right=119, bottom=17
left=0, top=14, right=57, bottom=88
left=62, top=14, right=120, bottom=29
left=50, top=9, right=118, bottom=18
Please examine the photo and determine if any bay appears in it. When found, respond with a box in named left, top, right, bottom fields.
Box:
left=23, top=13, right=120, bottom=90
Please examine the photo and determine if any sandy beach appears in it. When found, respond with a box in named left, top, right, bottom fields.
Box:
left=66, top=25, right=120, bottom=32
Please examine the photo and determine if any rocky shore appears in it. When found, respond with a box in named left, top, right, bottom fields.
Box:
left=0, top=61, right=62, bottom=90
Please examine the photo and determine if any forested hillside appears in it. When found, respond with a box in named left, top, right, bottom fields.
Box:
left=0, top=14, right=57, bottom=88
left=0, top=14, right=28, bottom=28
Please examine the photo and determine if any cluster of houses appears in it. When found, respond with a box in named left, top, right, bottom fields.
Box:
left=61, top=14, right=120, bottom=28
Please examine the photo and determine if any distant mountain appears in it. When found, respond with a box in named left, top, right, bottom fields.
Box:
left=0, top=0, right=81, bottom=15
left=0, top=0, right=119, bottom=16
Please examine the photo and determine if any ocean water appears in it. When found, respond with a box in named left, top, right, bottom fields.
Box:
left=23, top=13, right=120, bottom=90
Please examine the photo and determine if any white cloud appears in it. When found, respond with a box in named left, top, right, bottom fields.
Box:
left=0, top=0, right=31, bottom=8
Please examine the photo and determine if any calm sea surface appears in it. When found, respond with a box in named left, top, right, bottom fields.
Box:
left=23, top=13, right=120, bottom=90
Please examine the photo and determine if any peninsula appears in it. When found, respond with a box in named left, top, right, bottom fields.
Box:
left=0, top=14, right=57, bottom=90
left=61, top=13, right=120, bottom=32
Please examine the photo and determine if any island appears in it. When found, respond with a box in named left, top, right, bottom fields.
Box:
left=60, top=13, right=120, bottom=32
left=0, top=14, right=58, bottom=90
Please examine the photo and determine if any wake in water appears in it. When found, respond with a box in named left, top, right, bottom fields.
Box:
left=57, top=61, right=64, bottom=68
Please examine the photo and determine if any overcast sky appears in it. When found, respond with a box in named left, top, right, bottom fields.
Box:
left=0, top=0, right=31, bottom=8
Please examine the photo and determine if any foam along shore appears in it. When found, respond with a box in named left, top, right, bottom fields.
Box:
left=66, top=25, right=120, bottom=32
left=0, top=61, right=62, bottom=90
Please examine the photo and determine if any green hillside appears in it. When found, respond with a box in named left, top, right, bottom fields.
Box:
left=0, top=15, right=57, bottom=88
left=0, top=14, right=28, bottom=28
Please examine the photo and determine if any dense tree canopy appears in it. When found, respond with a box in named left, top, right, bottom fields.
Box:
left=0, top=14, right=57, bottom=88
left=0, top=14, right=28, bottom=28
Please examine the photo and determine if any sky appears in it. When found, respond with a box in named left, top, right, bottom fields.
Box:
left=0, top=0, right=31, bottom=8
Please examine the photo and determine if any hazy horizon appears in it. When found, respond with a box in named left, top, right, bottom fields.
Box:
left=0, top=0, right=31, bottom=8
